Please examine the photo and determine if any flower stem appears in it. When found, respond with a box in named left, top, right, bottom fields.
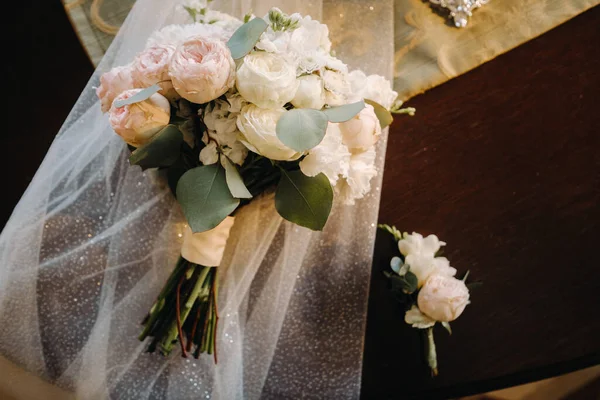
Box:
left=426, top=327, right=439, bottom=377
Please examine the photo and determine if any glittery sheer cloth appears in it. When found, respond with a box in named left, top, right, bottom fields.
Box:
left=0, top=0, right=393, bottom=398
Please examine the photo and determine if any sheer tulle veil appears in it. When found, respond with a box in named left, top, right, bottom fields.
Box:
left=0, top=0, right=393, bottom=398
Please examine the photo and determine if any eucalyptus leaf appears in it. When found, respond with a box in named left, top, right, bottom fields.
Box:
left=129, top=125, right=183, bottom=170
left=365, top=99, right=394, bottom=129
left=227, top=17, right=268, bottom=59
left=113, top=84, right=161, bottom=108
left=176, top=164, right=240, bottom=233
left=275, top=170, right=333, bottom=231
left=221, top=156, right=252, bottom=199
left=390, top=257, right=403, bottom=274
left=322, top=100, right=365, bottom=123
left=276, top=109, right=329, bottom=152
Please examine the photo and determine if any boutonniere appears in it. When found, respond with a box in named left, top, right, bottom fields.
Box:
left=379, top=224, right=480, bottom=376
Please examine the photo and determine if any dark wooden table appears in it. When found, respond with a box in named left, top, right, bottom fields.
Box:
left=3, top=2, right=600, bottom=399
left=362, top=5, right=600, bottom=399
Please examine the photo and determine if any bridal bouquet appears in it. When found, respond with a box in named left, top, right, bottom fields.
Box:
left=97, top=3, right=407, bottom=360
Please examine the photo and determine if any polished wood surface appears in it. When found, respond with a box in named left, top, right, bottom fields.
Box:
left=3, top=1, right=599, bottom=398
left=362, top=5, right=600, bottom=399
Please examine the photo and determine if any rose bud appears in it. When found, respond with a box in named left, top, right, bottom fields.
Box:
left=417, top=275, right=470, bottom=322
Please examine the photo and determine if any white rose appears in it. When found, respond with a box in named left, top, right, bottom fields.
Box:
left=291, top=75, right=325, bottom=109
left=200, top=99, right=248, bottom=166
left=236, top=104, right=300, bottom=161
left=131, top=44, right=179, bottom=101
left=336, top=147, right=378, bottom=205
left=404, top=253, right=457, bottom=288
left=348, top=70, right=398, bottom=109
left=169, top=37, right=235, bottom=104
left=108, top=89, right=170, bottom=147
left=236, top=52, right=298, bottom=109
left=338, top=105, right=381, bottom=151
left=398, top=232, right=446, bottom=258
left=96, top=65, right=134, bottom=113
left=418, top=275, right=470, bottom=322
left=300, top=123, right=350, bottom=185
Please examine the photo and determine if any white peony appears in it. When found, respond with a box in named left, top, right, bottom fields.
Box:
left=418, top=275, right=470, bottom=322
left=169, top=37, right=236, bottom=104
left=236, top=51, right=298, bottom=109
left=200, top=99, right=248, bottom=166
left=338, top=105, right=382, bottom=151
left=291, top=74, right=325, bottom=109
left=398, top=232, right=446, bottom=258
left=300, top=123, right=350, bottom=185
left=348, top=70, right=398, bottom=109
left=237, top=104, right=300, bottom=161
left=404, top=253, right=457, bottom=288
left=337, top=147, right=378, bottom=205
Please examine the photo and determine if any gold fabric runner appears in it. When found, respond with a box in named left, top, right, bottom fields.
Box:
left=394, top=0, right=600, bottom=100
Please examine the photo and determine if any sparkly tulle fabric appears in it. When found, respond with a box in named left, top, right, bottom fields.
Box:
left=0, top=0, right=393, bottom=398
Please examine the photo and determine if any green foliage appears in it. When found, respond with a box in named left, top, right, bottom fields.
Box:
left=365, top=99, right=394, bottom=129
left=322, top=100, right=365, bottom=123
left=129, top=125, right=183, bottom=170
left=268, top=9, right=300, bottom=31
left=227, top=18, right=268, bottom=59
left=221, top=156, right=252, bottom=199
left=176, top=164, right=240, bottom=233
left=113, top=84, right=161, bottom=108
left=276, top=109, right=329, bottom=152
left=275, top=170, right=333, bottom=231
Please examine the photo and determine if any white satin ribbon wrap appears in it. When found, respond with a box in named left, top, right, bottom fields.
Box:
left=0, top=0, right=393, bottom=399
left=180, top=217, right=235, bottom=266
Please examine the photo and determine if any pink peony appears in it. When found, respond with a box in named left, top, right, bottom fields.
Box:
left=131, top=44, right=179, bottom=101
left=96, top=65, right=134, bottom=113
left=169, top=37, right=235, bottom=104
left=108, top=89, right=170, bottom=147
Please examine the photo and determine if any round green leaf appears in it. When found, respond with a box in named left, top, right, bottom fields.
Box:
left=322, top=100, right=365, bottom=123
left=227, top=18, right=268, bottom=60
left=275, top=170, right=333, bottom=231
left=176, top=164, right=240, bottom=233
left=276, top=109, right=329, bottom=152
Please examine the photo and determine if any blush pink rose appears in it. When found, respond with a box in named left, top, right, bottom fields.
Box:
left=108, top=89, right=170, bottom=147
left=96, top=65, right=134, bottom=113
left=169, top=37, right=235, bottom=104
left=338, top=104, right=382, bottom=151
left=417, top=275, right=470, bottom=322
left=131, top=44, right=179, bottom=101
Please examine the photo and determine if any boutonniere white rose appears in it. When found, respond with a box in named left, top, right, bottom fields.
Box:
left=379, top=224, right=480, bottom=376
